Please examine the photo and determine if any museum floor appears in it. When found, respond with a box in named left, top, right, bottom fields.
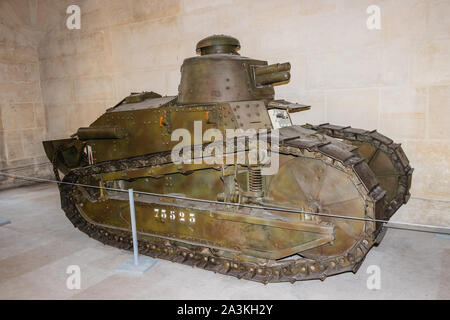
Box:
left=0, top=183, right=448, bottom=300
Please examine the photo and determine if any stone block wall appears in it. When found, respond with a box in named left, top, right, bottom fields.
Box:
left=0, top=0, right=52, bottom=189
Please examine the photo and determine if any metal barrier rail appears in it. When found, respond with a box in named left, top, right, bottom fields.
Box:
left=1, top=171, right=449, bottom=235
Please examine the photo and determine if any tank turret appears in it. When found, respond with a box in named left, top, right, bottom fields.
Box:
left=178, top=35, right=290, bottom=104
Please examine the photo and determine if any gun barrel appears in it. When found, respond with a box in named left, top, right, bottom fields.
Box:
left=77, top=126, right=127, bottom=140
left=254, top=62, right=291, bottom=76
left=255, top=71, right=291, bottom=86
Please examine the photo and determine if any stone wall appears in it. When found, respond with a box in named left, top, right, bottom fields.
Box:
left=0, top=0, right=52, bottom=189
left=1, top=0, right=449, bottom=201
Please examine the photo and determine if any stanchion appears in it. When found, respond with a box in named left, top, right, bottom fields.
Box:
left=129, top=188, right=139, bottom=266
left=0, top=218, right=11, bottom=226
left=116, top=189, right=158, bottom=274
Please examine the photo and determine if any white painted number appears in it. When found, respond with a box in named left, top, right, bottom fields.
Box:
left=153, top=208, right=196, bottom=224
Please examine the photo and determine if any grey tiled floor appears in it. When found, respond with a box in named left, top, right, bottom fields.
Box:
left=0, top=183, right=449, bottom=299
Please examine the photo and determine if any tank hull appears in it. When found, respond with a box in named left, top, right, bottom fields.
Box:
left=56, top=125, right=388, bottom=282
left=43, top=35, right=412, bottom=283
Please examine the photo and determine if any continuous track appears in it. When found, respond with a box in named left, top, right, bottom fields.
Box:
left=303, top=123, right=413, bottom=219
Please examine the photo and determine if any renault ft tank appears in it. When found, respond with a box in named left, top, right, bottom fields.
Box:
left=43, top=35, right=412, bottom=283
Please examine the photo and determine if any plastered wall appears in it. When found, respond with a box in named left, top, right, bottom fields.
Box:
left=0, top=0, right=449, bottom=201
left=0, top=0, right=51, bottom=188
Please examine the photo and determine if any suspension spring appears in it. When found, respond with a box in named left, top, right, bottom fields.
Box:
left=248, top=167, right=263, bottom=194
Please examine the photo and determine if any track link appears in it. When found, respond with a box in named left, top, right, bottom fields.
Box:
left=303, top=123, right=413, bottom=219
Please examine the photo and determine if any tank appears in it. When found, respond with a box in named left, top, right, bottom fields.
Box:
left=43, top=35, right=413, bottom=283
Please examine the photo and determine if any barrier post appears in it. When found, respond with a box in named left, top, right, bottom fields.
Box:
left=128, top=189, right=139, bottom=266
left=116, top=189, right=158, bottom=274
